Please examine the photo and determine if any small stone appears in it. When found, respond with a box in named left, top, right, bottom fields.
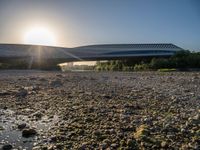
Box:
left=79, top=142, right=88, bottom=149
left=0, top=90, right=11, bottom=96
left=0, top=125, right=4, bottom=131
left=2, top=144, right=13, bottom=150
left=49, top=79, right=63, bottom=87
left=93, top=130, right=101, bottom=136
left=134, top=125, right=150, bottom=139
left=111, top=143, right=118, bottom=148
left=101, top=94, right=112, bottom=99
left=3, top=106, right=8, bottom=110
left=38, top=78, right=47, bottom=82
left=32, top=85, right=40, bottom=91
left=32, top=112, right=43, bottom=120
left=22, top=128, right=37, bottom=138
left=100, top=143, right=108, bottom=149
left=120, top=139, right=126, bottom=147
left=16, top=88, right=28, bottom=97
left=18, top=123, right=26, bottom=130
left=127, top=139, right=137, bottom=148
left=161, top=141, right=168, bottom=148
left=103, top=139, right=111, bottom=145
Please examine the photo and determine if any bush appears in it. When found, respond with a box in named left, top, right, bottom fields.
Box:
left=134, top=63, right=149, bottom=71
left=91, top=50, right=200, bottom=71
left=122, top=66, right=134, bottom=71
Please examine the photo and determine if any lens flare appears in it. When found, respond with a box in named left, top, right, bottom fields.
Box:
left=24, top=27, right=56, bottom=46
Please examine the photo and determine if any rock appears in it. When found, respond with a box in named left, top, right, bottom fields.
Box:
left=100, top=143, right=108, bottom=149
left=103, top=139, right=111, bottom=146
left=49, top=135, right=66, bottom=143
left=134, top=125, right=150, bottom=139
left=17, top=123, right=26, bottom=130
left=31, top=85, right=40, bottom=91
left=16, top=88, right=28, bottom=97
left=84, top=117, right=93, bottom=123
left=49, top=79, right=63, bottom=87
left=188, top=114, right=200, bottom=125
left=32, top=111, right=43, bottom=120
left=22, top=128, right=37, bottom=137
left=120, top=139, right=126, bottom=147
left=3, top=106, right=8, bottom=110
left=93, top=130, right=101, bottom=137
left=38, top=78, right=47, bottom=82
left=121, top=126, right=135, bottom=132
left=161, top=141, right=168, bottom=148
left=0, top=125, right=4, bottom=131
left=0, top=90, right=11, bottom=96
left=56, top=74, right=63, bottom=77
left=111, top=143, right=118, bottom=148
left=127, top=139, right=137, bottom=148
left=101, top=94, right=112, bottom=99
left=1, top=144, right=13, bottom=150
left=32, top=146, right=42, bottom=150
left=79, top=142, right=88, bottom=149
left=29, top=77, right=37, bottom=80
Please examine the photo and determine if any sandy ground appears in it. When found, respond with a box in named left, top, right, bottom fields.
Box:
left=0, top=70, right=200, bottom=150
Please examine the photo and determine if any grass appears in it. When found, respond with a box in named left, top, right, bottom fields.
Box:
left=157, top=68, right=177, bottom=72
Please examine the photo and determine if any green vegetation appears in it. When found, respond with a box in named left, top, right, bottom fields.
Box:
left=1, top=50, right=200, bottom=71
left=157, top=68, right=177, bottom=72
left=60, top=64, right=95, bottom=71
left=95, top=50, right=200, bottom=71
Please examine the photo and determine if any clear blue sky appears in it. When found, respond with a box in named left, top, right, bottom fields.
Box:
left=0, top=0, right=199, bottom=50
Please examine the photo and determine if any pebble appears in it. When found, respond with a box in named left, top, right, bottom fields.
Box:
left=17, top=123, right=26, bottom=130
left=1, top=144, right=13, bottom=150
left=22, top=128, right=37, bottom=137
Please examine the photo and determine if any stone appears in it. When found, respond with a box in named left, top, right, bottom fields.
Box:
left=120, top=139, right=126, bottom=147
left=16, top=88, right=28, bottom=97
left=18, top=123, right=26, bottom=130
left=32, top=111, right=43, bottom=120
left=79, top=142, right=88, bottom=149
left=0, top=90, right=11, bottom=96
left=22, top=128, right=37, bottom=138
left=134, top=125, right=150, bottom=139
left=103, top=139, right=111, bottom=146
left=3, top=106, right=8, bottom=110
left=111, top=143, right=118, bottom=148
left=127, top=139, right=137, bottom=148
left=1, top=144, right=13, bottom=150
left=0, top=125, right=4, bottom=131
left=161, top=141, right=168, bottom=148
left=49, top=79, right=63, bottom=87
left=101, top=94, right=112, bottom=99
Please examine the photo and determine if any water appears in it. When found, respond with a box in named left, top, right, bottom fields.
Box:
left=0, top=109, right=59, bottom=149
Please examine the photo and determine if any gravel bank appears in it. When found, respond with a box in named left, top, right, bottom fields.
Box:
left=0, top=70, right=200, bottom=149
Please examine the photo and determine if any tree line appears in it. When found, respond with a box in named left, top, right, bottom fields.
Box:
left=95, top=50, right=200, bottom=71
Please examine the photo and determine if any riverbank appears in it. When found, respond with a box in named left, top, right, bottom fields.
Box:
left=0, top=70, right=200, bottom=149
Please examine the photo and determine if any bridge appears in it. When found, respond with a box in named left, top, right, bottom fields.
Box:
left=0, top=43, right=183, bottom=69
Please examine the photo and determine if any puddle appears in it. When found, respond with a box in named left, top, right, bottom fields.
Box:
left=0, top=109, right=59, bottom=149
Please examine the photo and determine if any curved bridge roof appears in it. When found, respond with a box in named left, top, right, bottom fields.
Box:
left=0, top=43, right=183, bottom=62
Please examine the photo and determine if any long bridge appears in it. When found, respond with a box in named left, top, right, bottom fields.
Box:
left=0, top=43, right=183, bottom=69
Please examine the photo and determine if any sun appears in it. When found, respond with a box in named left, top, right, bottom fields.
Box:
left=24, top=27, right=56, bottom=46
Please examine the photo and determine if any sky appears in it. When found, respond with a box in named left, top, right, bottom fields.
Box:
left=0, top=0, right=199, bottom=50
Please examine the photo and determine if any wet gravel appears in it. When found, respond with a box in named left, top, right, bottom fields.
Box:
left=0, top=70, right=200, bottom=150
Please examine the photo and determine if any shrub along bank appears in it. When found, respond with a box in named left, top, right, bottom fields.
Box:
left=95, top=50, right=200, bottom=71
